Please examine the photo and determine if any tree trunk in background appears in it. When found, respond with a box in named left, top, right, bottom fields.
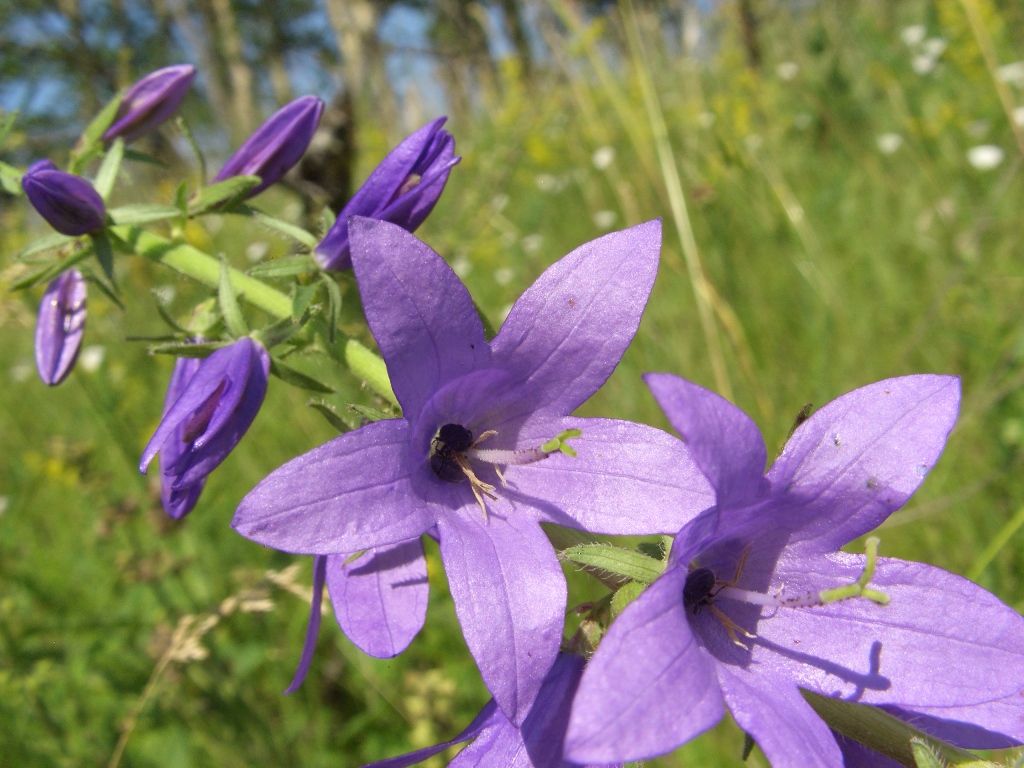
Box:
left=166, top=0, right=235, bottom=137
left=55, top=0, right=107, bottom=116
left=737, top=0, right=762, bottom=69
left=208, top=0, right=257, bottom=138
left=290, top=86, right=356, bottom=218
left=497, top=0, right=532, bottom=76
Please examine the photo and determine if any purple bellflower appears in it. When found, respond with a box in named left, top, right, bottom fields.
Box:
left=212, top=95, right=324, bottom=198
left=140, top=337, right=270, bottom=494
left=22, top=160, right=106, bottom=236
left=564, top=373, right=1024, bottom=767
left=102, top=64, right=197, bottom=145
left=158, top=356, right=206, bottom=518
left=313, top=117, right=460, bottom=271
left=232, top=217, right=714, bottom=723
left=35, top=268, right=87, bottom=386
left=358, top=653, right=620, bottom=768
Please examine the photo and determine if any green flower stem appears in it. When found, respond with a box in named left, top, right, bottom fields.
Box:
left=113, top=225, right=397, bottom=406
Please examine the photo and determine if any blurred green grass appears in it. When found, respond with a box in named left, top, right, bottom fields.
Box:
left=2, top=1, right=1024, bottom=766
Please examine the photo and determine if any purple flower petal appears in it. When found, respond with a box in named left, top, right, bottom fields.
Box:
left=766, top=375, right=960, bottom=553
left=22, top=163, right=106, bottom=236
left=644, top=372, right=767, bottom=506
left=326, top=539, right=428, bottom=658
left=232, top=419, right=435, bottom=554
left=490, top=219, right=661, bottom=416
left=833, top=733, right=903, bottom=768
left=284, top=555, right=327, bottom=694
left=34, top=269, right=87, bottom=386
left=103, top=64, right=196, bottom=144
left=349, top=216, right=490, bottom=420
left=438, top=510, right=565, bottom=725
left=564, top=565, right=724, bottom=764
left=159, top=356, right=205, bottom=518
left=506, top=417, right=714, bottom=535
left=752, top=554, right=1024, bottom=745
left=715, top=665, right=843, bottom=768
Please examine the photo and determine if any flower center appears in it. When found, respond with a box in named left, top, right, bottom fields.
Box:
left=428, top=422, right=583, bottom=519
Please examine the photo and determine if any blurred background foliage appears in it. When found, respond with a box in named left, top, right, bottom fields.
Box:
left=2, top=0, right=1024, bottom=765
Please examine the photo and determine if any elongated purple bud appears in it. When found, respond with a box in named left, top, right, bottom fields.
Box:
left=140, top=338, right=270, bottom=492
left=35, top=269, right=87, bottom=386
left=103, top=64, right=197, bottom=144
left=314, top=116, right=460, bottom=271
left=213, top=95, right=324, bottom=198
left=158, top=356, right=206, bottom=519
left=22, top=160, right=106, bottom=236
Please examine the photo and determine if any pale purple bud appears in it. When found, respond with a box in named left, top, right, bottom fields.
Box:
left=22, top=160, right=106, bottom=236
left=314, top=117, right=460, bottom=271
left=102, top=64, right=197, bottom=144
left=213, top=95, right=324, bottom=198
left=35, top=269, right=87, bottom=386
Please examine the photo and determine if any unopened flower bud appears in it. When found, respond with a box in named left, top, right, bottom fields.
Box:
left=102, top=64, right=197, bottom=144
left=35, top=269, right=87, bottom=386
left=213, top=95, right=324, bottom=198
left=22, top=160, right=107, bottom=236
left=314, top=117, right=460, bottom=271
left=158, top=356, right=206, bottom=519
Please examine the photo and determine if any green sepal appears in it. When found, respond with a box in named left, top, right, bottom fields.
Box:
left=292, top=282, right=320, bottom=320
left=319, top=205, right=337, bottom=235
left=610, top=581, right=645, bottom=617
left=123, top=148, right=166, bottom=167
left=235, top=204, right=320, bottom=249
left=189, top=175, right=261, bottom=215
left=173, top=180, right=189, bottom=216
left=560, top=544, right=665, bottom=585
left=70, top=93, right=123, bottom=173
left=345, top=339, right=398, bottom=407
left=10, top=244, right=94, bottom=290
left=348, top=403, right=395, bottom=424
left=255, top=315, right=307, bottom=350
left=150, top=291, right=190, bottom=334
left=247, top=254, right=318, bottom=279
left=108, top=204, right=182, bottom=226
left=93, top=137, right=124, bottom=200
left=80, top=267, right=124, bottom=310
left=307, top=400, right=351, bottom=434
left=17, top=231, right=75, bottom=260
left=218, top=258, right=248, bottom=337
left=0, top=160, right=23, bottom=195
left=636, top=541, right=665, bottom=560
left=911, top=740, right=947, bottom=768
left=149, top=340, right=225, bottom=357
left=90, top=231, right=117, bottom=288
left=270, top=358, right=335, bottom=393
left=321, top=274, right=343, bottom=343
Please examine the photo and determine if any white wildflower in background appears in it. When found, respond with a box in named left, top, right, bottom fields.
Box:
left=591, top=146, right=615, bottom=170
left=245, top=241, right=269, bottom=262
left=534, top=174, right=565, bottom=193
left=204, top=214, right=224, bottom=234
left=493, top=267, right=515, bottom=286
left=450, top=253, right=472, bottom=279
left=80, top=345, right=106, bottom=373
left=592, top=210, right=617, bottom=230
left=1014, top=106, right=1024, bottom=127
left=776, top=61, right=799, bottom=81
left=966, top=145, right=1005, bottom=171
left=9, top=360, right=32, bottom=383
left=491, top=193, right=509, bottom=212
left=876, top=133, right=903, bottom=155
left=912, top=54, right=937, bottom=75
left=697, top=111, right=716, bottom=128
left=152, top=285, right=175, bottom=305
left=997, top=62, right=1024, bottom=87
left=901, top=25, right=926, bottom=47
left=521, top=233, right=544, bottom=254
left=922, top=38, right=947, bottom=58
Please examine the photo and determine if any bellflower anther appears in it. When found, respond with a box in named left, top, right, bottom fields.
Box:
left=233, top=217, right=714, bottom=723
left=314, top=117, right=460, bottom=271
left=102, top=64, right=196, bottom=144
left=140, top=337, right=270, bottom=492
left=565, top=373, right=1024, bottom=767
left=34, top=268, right=87, bottom=386
left=22, top=160, right=106, bottom=236
left=213, top=95, right=324, bottom=198
left=358, top=653, right=621, bottom=768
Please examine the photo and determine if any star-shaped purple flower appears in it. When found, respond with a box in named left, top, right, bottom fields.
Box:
left=357, top=653, right=620, bottom=768
left=232, top=217, right=714, bottom=722
left=564, top=373, right=1024, bottom=767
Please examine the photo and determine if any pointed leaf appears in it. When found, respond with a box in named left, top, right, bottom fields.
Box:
left=10, top=245, right=94, bottom=290
left=176, top=116, right=207, bottom=183
left=149, top=341, right=224, bottom=358
left=560, top=544, right=665, bottom=584
left=270, top=358, right=335, bottom=393
left=247, top=254, right=318, bottom=278
left=72, top=92, right=123, bottom=170
left=292, top=282, right=319, bottom=320
left=308, top=400, right=351, bottom=433
left=108, top=204, right=182, bottom=226
left=237, top=204, right=320, bottom=249
left=320, top=274, right=342, bottom=343
left=94, top=137, right=124, bottom=200
left=610, top=581, right=645, bottom=617
left=0, top=160, right=23, bottom=195
left=218, top=258, right=248, bottom=337
left=347, top=403, right=394, bottom=423
left=189, top=175, right=261, bottom=215
left=91, top=231, right=117, bottom=287
left=123, top=148, right=166, bottom=167
left=17, top=231, right=75, bottom=259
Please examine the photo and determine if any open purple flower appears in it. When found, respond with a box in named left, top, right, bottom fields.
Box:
left=141, top=337, right=270, bottom=492
left=565, top=373, right=1024, bottom=767
left=233, top=217, right=714, bottom=722
left=213, top=95, right=324, bottom=198
left=314, top=117, right=460, bottom=271
left=102, top=64, right=196, bottom=144
left=358, top=653, right=620, bottom=768
left=158, top=356, right=206, bottom=519
left=22, top=160, right=106, bottom=236
left=35, top=268, right=87, bottom=386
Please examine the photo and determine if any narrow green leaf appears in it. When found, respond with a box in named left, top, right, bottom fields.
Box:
left=270, top=358, right=335, bottom=393
left=150, top=289, right=189, bottom=334
left=10, top=245, right=94, bottom=290
left=123, top=148, right=166, bottom=167
left=347, top=403, right=394, bottom=423
left=247, top=255, right=318, bottom=278
left=189, top=175, right=261, bottom=215
left=149, top=341, right=224, bottom=357
left=344, top=339, right=397, bottom=407
left=108, top=204, right=182, bottom=226
left=81, top=267, right=124, bottom=310
left=321, top=274, right=343, bottom=343
left=292, top=282, right=319, bottom=320
left=236, top=205, right=320, bottom=249
left=610, top=581, right=645, bottom=617
left=319, top=205, right=337, bottom=235
left=560, top=545, right=665, bottom=584
left=176, top=116, right=207, bottom=184
left=91, top=231, right=117, bottom=288
left=17, top=231, right=75, bottom=259
left=174, top=180, right=189, bottom=215
left=0, top=160, right=23, bottom=195
left=71, top=92, right=123, bottom=172
left=218, top=259, right=248, bottom=337
left=0, top=111, right=19, bottom=148
left=308, top=400, right=351, bottom=434
left=93, top=137, right=124, bottom=200
left=255, top=315, right=306, bottom=349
